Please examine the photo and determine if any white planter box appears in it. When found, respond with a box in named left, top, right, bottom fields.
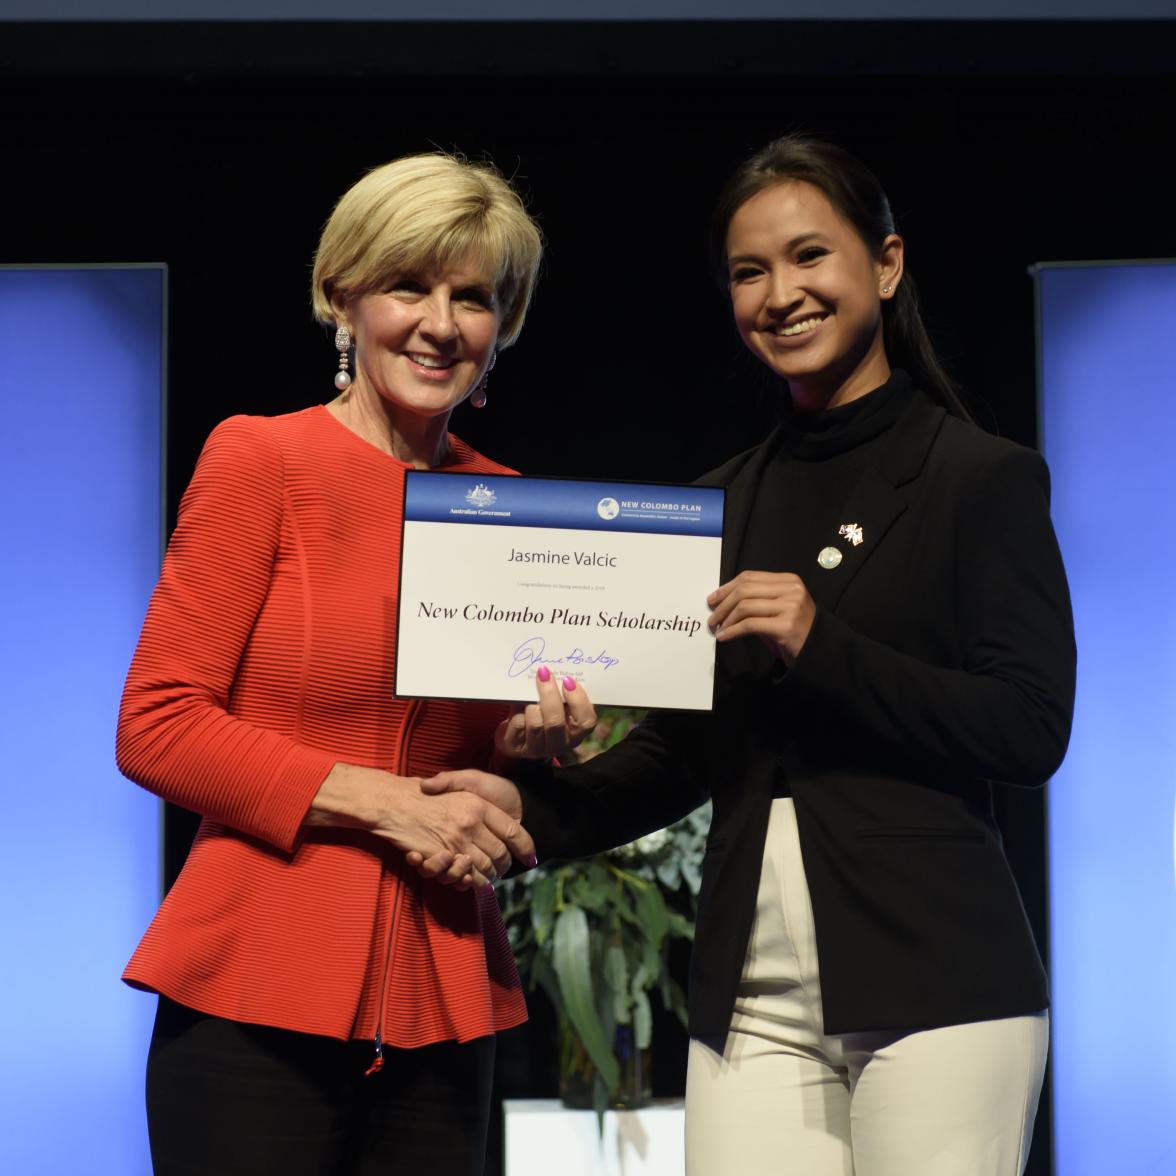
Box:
left=503, top=1098, right=686, bottom=1176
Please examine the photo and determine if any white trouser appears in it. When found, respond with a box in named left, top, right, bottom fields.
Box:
left=685, top=799, right=1047, bottom=1176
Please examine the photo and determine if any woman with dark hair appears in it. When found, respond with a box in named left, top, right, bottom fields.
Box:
left=707, top=135, right=970, bottom=421
left=423, top=134, right=1075, bottom=1174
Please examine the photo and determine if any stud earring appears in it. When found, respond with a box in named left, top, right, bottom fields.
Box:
left=470, top=351, right=496, bottom=409
left=881, top=285, right=892, bottom=294
left=334, top=326, right=352, bottom=391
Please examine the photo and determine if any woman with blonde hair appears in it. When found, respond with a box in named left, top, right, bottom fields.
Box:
left=117, top=152, right=594, bottom=1175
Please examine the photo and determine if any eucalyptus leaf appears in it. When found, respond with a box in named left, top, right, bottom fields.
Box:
left=632, top=989, right=653, bottom=1051
left=599, top=985, right=618, bottom=1047
left=644, top=931, right=663, bottom=987
left=663, top=975, right=689, bottom=1029
left=631, top=960, right=654, bottom=1031
left=530, top=871, right=558, bottom=947
left=631, top=957, right=652, bottom=990
left=655, top=857, right=682, bottom=890
left=604, top=944, right=631, bottom=1024
left=611, top=899, right=645, bottom=932
left=533, top=951, right=562, bottom=1011
left=553, top=907, right=619, bottom=1091
left=631, top=876, right=669, bottom=949
left=566, top=863, right=614, bottom=913
left=659, top=969, right=673, bottom=1013
left=593, top=1071, right=610, bottom=1129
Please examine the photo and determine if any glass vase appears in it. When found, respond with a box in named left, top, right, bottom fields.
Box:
left=558, top=1021, right=652, bottom=1110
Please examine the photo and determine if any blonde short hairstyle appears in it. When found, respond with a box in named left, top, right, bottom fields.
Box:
left=311, top=153, right=543, bottom=348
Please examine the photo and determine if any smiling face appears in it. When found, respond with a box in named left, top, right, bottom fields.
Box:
left=337, top=259, right=501, bottom=426
left=725, top=180, right=903, bottom=411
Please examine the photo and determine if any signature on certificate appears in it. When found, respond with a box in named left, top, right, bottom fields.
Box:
left=508, top=637, right=621, bottom=678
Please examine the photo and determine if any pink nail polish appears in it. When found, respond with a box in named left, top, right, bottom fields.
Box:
left=563, top=676, right=577, bottom=692
left=537, top=665, right=551, bottom=683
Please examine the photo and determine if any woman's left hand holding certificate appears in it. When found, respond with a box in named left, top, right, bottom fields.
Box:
left=493, top=665, right=599, bottom=761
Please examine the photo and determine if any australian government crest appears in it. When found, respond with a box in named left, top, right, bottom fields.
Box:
left=465, top=483, right=497, bottom=508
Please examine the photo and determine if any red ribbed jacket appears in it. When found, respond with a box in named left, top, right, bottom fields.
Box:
left=117, top=406, right=527, bottom=1045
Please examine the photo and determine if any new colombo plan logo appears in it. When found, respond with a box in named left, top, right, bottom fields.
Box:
left=596, top=497, right=620, bottom=521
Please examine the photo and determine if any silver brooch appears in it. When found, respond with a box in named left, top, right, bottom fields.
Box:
left=838, top=523, right=864, bottom=547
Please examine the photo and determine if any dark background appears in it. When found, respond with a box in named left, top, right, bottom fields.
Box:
left=6, top=19, right=1173, bottom=1175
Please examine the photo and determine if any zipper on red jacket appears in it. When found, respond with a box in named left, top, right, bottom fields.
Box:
left=366, top=698, right=424, bottom=1076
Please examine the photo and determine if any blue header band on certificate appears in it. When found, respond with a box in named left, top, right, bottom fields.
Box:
left=404, top=471, right=724, bottom=537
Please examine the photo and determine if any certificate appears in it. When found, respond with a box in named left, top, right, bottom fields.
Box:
left=394, top=472, right=725, bottom=710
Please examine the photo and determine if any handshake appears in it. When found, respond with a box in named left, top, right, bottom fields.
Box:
left=408, top=666, right=598, bottom=888
left=306, top=667, right=596, bottom=890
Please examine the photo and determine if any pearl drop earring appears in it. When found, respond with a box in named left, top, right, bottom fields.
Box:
left=470, top=351, right=496, bottom=409
left=334, top=326, right=352, bottom=391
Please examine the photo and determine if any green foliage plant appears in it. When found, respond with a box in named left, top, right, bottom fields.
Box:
left=497, top=708, right=712, bottom=1117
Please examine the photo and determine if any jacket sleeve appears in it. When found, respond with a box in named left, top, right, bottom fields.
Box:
left=516, top=709, right=711, bottom=861
left=115, top=416, right=336, bottom=851
left=781, top=445, right=1076, bottom=786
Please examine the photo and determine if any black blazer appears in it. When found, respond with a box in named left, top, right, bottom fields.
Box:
left=518, top=387, right=1076, bottom=1038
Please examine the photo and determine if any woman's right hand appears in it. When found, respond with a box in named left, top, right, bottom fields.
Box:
left=407, top=769, right=531, bottom=889
left=707, top=570, right=817, bottom=666
left=305, top=763, right=535, bottom=889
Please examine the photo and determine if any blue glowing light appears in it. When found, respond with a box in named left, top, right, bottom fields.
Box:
left=0, top=266, right=165, bottom=1176
left=1039, top=260, right=1176, bottom=1174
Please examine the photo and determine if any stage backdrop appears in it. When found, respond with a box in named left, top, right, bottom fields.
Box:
left=1038, top=259, right=1176, bottom=1173
left=0, top=266, right=164, bottom=1175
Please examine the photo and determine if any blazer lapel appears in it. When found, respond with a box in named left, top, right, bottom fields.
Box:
left=711, top=425, right=784, bottom=585
left=806, top=468, right=906, bottom=614
left=700, top=426, right=785, bottom=687
left=705, top=392, right=945, bottom=687
left=806, top=393, right=947, bottom=615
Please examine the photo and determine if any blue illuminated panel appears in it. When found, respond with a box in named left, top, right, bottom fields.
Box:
left=1039, top=261, right=1176, bottom=1173
left=0, top=267, right=164, bottom=1175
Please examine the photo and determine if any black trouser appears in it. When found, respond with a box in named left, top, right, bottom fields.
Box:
left=146, top=996, right=495, bottom=1176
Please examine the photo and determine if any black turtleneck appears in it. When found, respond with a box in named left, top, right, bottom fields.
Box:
left=740, top=370, right=912, bottom=596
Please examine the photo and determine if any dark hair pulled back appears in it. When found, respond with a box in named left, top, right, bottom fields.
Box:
left=709, top=134, right=969, bottom=420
